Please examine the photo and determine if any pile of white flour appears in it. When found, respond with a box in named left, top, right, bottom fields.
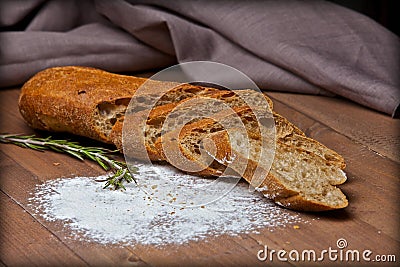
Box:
left=29, top=163, right=304, bottom=246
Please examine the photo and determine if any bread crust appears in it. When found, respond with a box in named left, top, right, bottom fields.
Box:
left=19, top=66, right=217, bottom=144
left=19, top=66, right=146, bottom=143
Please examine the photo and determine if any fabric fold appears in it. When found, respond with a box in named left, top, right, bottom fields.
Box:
left=0, top=0, right=398, bottom=117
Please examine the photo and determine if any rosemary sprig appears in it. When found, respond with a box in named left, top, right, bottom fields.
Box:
left=0, top=133, right=136, bottom=190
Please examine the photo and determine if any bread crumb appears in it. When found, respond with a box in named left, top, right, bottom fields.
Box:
left=53, top=162, right=60, bottom=166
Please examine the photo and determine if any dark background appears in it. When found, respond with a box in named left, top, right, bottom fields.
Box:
left=329, top=0, right=399, bottom=36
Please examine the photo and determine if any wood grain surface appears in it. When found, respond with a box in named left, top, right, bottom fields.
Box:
left=0, top=88, right=399, bottom=266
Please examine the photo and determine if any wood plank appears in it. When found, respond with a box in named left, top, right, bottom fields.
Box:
left=0, top=150, right=151, bottom=267
left=126, top=234, right=291, bottom=267
left=0, top=89, right=33, bottom=134
left=268, top=92, right=400, bottom=163
left=0, top=191, right=88, bottom=267
left=0, top=142, right=101, bottom=180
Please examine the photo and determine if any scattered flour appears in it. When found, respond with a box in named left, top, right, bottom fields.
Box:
left=28, top=163, right=305, bottom=246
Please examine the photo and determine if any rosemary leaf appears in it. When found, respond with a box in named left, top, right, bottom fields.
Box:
left=95, top=157, right=109, bottom=171
left=50, top=146, right=64, bottom=153
left=81, top=150, right=96, bottom=161
left=65, top=149, right=85, bottom=161
left=25, top=143, right=43, bottom=151
left=0, top=133, right=136, bottom=190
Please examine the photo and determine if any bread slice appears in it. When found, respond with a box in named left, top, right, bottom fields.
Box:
left=112, top=89, right=274, bottom=161
left=113, top=81, right=345, bottom=172
left=157, top=106, right=346, bottom=184
left=150, top=105, right=346, bottom=184
left=116, top=87, right=345, bottom=173
left=156, top=107, right=275, bottom=179
left=157, top=108, right=348, bottom=211
left=18, top=66, right=218, bottom=143
left=207, top=131, right=349, bottom=211
left=273, top=113, right=346, bottom=170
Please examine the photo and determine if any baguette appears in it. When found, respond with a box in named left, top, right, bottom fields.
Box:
left=150, top=106, right=345, bottom=178
left=115, top=90, right=345, bottom=171
left=19, top=66, right=142, bottom=143
left=157, top=107, right=348, bottom=211
left=112, top=89, right=274, bottom=161
left=19, top=66, right=218, bottom=143
left=19, top=66, right=348, bottom=211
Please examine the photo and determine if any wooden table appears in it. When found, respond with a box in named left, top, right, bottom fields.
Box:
left=0, top=87, right=399, bottom=266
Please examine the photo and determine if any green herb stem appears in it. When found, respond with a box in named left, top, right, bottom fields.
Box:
left=0, top=133, right=136, bottom=190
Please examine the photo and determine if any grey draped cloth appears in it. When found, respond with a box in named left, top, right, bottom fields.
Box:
left=1, top=0, right=399, bottom=117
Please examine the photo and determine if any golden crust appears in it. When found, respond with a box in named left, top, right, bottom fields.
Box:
left=274, top=194, right=348, bottom=211
left=19, top=66, right=146, bottom=143
left=19, top=66, right=216, bottom=144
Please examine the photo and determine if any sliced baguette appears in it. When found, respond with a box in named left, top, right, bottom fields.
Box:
left=157, top=108, right=348, bottom=211
left=157, top=106, right=346, bottom=185
left=209, top=131, right=349, bottom=211
left=18, top=66, right=348, bottom=211
left=115, top=88, right=345, bottom=172
left=151, top=105, right=346, bottom=184
left=112, top=89, right=274, bottom=161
